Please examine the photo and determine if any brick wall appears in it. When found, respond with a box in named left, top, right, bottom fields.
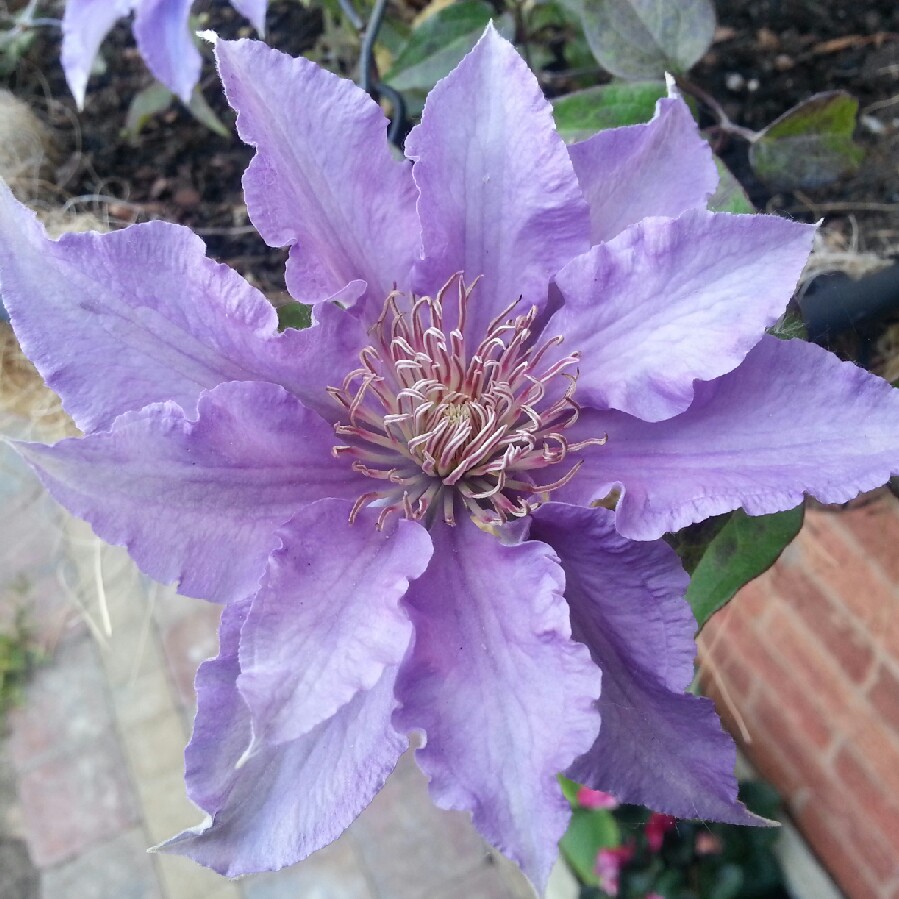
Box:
left=699, top=489, right=899, bottom=899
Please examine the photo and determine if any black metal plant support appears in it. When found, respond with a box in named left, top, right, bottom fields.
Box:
left=338, top=0, right=407, bottom=146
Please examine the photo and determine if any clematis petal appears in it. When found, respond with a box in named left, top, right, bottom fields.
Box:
left=549, top=210, right=815, bottom=421
left=133, top=0, right=200, bottom=103
left=394, top=516, right=601, bottom=890
left=13, top=382, right=362, bottom=603
left=531, top=503, right=758, bottom=824
left=238, top=501, right=431, bottom=746
left=179, top=597, right=253, bottom=817
left=215, top=39, right=419, bottom=306
left=0, top=184, right=364, bottom=431
left=407, top=25, right=590, bottom=339
left=568, top=90, right=718, bottom=244
left=567, top=335, right=899, bottom=540
left=161, top=600, right=406, bottom=876
left=229, top=0, right=267, bottom=33
left=61, top=0, right=134, bottom=108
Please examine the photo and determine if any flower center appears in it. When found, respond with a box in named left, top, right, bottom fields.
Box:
left=328, top=275, right=605, bottom=529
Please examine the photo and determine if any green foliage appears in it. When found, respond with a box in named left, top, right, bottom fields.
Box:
left=0, top=24, right=36, bottom=78
left=552, top=81, right=666, bottom=142
left=749, top=91, right=864, bottom=190
left=768, top=310, right=808, bottom=341
left=385, top=2, right=514, bottom=110
left=123, top=82, right=229, bottom=141
left=567, top=781, right=787, bottom=898
left=708, top=159, right=755, bottom=214
left=0, top=599, right=42, bottom=721
left=562, top=808, right=621, bottom=885
left=276, top=301, right=313, bottom=331
left=187, top=88, right=230, bottom=138
left=577, top=0, right=716, bottom=80
left=666, top=513, right=732, bottom=576
left=123, top=82, right=175, bottom=140
left=686, top=505, right=805, bottom=631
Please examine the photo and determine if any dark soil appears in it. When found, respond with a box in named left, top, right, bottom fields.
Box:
left=692, top=0, right=899, bottom=248
left=4, top=0, right=899, bottom=311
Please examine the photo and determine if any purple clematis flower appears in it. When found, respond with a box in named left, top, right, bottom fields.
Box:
left=2, top=25, right=899, bottom=891
left=61, top=0, right=268, bottom=107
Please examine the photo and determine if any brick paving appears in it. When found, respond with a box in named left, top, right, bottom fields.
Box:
left=0, top=434, right=554, bottom=899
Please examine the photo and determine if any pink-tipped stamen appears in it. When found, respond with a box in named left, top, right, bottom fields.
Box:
left=329, top=275, right=605, bottom=527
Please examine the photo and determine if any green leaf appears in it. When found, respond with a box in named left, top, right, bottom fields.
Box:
left=559, top=808, right=620, bottom=886
left=704, top=862, right=745, bottom=899
left=708, top=158, right=755, bottom=214
left=768, top=309, right=807, bottom=341
left=558, top=774, right=581, bottom=805
left=739, top=779, right=782, bottom=820
left=687, top=505, right=805, bottom=630
left=187, top=88, right=230, bottom=138
left=552, top=81, right=666, bottom=142
left=578, top=0, right=716, bottom=80
left=386, top=2, right=496, bottom=92
left=276, top=302, right=313, bottom=331
left=0, top=26, right=36, bottom=78
left=666, top=512, right=731, bottom=576
left=749, top=91, right=864, bottom=189
left=123, top=82, right=174, bottom=141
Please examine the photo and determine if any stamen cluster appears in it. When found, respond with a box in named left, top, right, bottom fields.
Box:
left=329, top=276, right=605, bottom=528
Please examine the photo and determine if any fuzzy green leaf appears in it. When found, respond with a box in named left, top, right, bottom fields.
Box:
left=386, top=2, right=496, bottom=92
left=552, top=81, right=666, bottom=142
left=708, top=158, right=755, bottom=214
left=276, top=302, right=313, bottom=332
left=559, top=808, right=620, bottom=885
left=688, top=505, right=805, bottom=630
left=749, top=91, right=864, bottom=189
left=579, top=0, right=716, bottom=80
left=123, top=82, right=174, bottom=141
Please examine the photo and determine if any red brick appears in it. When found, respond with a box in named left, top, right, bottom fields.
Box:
left=845, top=825, right=899, bottom=886
left=717, top=652, right=754, bottom=702
left=770, top=563, right=875, bottom=683
left=741, top=728, right=806, bottom=801
left=705, top=605, right=775, bottom=679
left=703, top=606, right=839, bottom=752
left=765, top=607, right=855, bottom=721
left=795, top=801, right=883, bottom=899
left=700, top=600, right=752, bottom=647
left=844, top=703, right=899, bottom=799
left=752, top=754, right=803, bottom=806
left=800, top=763, right=899, bottom=886
left=868, top=663, right=899, bottom=734
left=747, top=690, right=831, bottom=765
left=732, top=577, right=775, bottom=621
left=838, top=491, right=899, bottom=586
left=833, top=747, right=899, bottom=857
left=757, top=656, right=833, bottom=750
left=801, top=513, right=898, bottom=649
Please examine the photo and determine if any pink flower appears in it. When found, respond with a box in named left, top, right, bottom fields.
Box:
left=595, top=845, right=634, bottom=896
left=577, top=786, right=619, bottom=809
left=695, top=831, right=724, bottom=855
left=645, top=812, right=677, bottom=852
